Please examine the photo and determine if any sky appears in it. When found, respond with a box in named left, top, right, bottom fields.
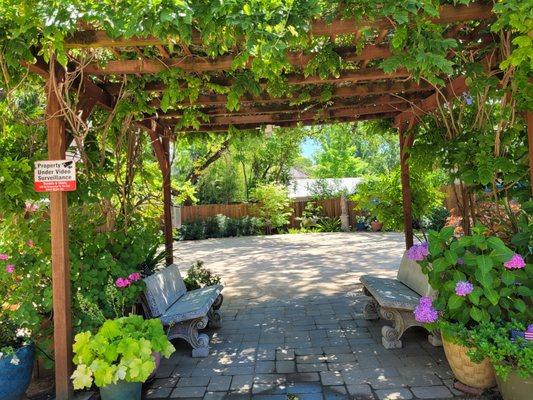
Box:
left=300, top=137, right=319, bottom=159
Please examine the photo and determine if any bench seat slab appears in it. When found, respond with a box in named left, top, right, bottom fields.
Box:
left=160, top=284, right=223, bottom=325
left=360, top=275, right=420, bottom=310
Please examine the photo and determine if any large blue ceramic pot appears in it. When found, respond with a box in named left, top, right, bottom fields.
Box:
left=0, top=342, right=35, bottom=400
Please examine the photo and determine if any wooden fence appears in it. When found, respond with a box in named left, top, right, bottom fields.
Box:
left=180, top=197, right=359, bottom=228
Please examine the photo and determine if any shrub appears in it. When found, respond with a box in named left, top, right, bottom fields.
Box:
left=178, top=215, right=262, bottom=240
left=183, top=261, right=222, bottom=291
left=421, top=206, right=450, bottom=232
left=250, top=183, right=292, bottom=233
left=413, top=226, right=532, bottom=333
left=315, top=217, right=342, bottom=232
left=353, top=167, right=445, bottom=230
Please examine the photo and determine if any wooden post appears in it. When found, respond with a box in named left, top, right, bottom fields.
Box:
left=162, top=136, right=174, bottom=265
left=46, top=57, right=73, bottom=400
left=526, top=111, right=533, bottom=196
left=399, top=126, right=414, bottom=249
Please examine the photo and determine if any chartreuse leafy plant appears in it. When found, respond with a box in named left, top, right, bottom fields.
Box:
left=415, top=226, right=532, bottom=334
left=71, top=315, right=175, bottom=389
left=466, top=321, right=533, bottom=380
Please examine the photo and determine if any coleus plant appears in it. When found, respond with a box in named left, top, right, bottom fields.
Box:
left=71, top=315, right=175, bottom=389
left=410, top=225, right=532, bottom=331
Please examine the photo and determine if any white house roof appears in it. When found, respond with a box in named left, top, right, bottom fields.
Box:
left=288, top=177, right=363, bottom=199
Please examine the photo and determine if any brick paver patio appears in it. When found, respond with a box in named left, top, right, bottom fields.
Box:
left=145, top=233, right=491, bottom=400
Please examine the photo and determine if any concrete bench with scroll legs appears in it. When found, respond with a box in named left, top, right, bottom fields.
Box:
left=360, top=252, right=442, bottom=349
left=141, top=264, right=223, bottom=357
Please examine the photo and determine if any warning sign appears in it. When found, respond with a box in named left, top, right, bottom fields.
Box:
left=34, top=160, right=76, bottom=192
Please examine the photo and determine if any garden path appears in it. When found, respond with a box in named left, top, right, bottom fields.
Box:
left=146, top=233, right=491, bottom=400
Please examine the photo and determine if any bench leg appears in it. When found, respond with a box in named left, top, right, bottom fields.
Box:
left=167, top=316, right=210, bottom=358
left=379, top=307, right=418, bottom=349
left=362, top=288, right=380, bottom=320
left=207, top=294, right=223, bottom=329
left=207, top=308, right=222, bottom=329
left=428, top=330, right=443, bottom=347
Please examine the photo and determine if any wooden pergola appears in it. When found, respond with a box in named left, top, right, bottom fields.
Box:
left=21, top=2, right=532, bottom=399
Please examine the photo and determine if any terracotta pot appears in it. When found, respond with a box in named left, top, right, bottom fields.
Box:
left=442, top=335, right=496, bottom=389
left=370, top=220, right=383, bottom=231
left=496, top=370, right=533, bottom=400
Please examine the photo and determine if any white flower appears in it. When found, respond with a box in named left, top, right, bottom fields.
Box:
left=16, top=328, right=31, bottom=338
left=115, top=365, right=127, bottom=382
left=10, top=355, right=20, bottom=365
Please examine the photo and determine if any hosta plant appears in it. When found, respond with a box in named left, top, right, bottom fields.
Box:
left=71, top=315, right=175, bottom=389
left=410, top=225, right=532, bottom=333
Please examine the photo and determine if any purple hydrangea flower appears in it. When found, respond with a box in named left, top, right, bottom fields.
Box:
left=413, top=296, right=438, bottom=323
left=407, top=242, right=429, bottom=261
left=462, top=92, right=473, bottom=106
left=456, top=258, right=464, bottom=265
left=504, top=254, right=526, bottom=270
left=455, top=281, right=474, bottom=296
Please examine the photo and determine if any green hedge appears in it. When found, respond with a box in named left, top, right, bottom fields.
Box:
left=178, top=214, right=262, bottom=241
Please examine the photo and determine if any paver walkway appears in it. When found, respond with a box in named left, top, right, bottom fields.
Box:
left=145, top=233, right=491, bottom=400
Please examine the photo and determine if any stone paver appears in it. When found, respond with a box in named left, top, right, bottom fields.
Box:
left=410, top=385, right=453, bottom=399
left=375, top=388, right=413, bottom=400
left=143, top=233, right=492, bottom=400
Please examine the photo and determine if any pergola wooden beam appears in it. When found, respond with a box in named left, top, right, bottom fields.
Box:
left=153, top=94, right=420, bottom=119
left=83, top=45, right=392, bottom=75
left=394, top=52, right=499, bottom=128
left=393, top=76, right=467, bottom=128
left=165, top=103, right=408, bottom=127
left=171, top=112, right=399, bottom=133
left=24, top=55, right=170, bottom=174
left=103, top=69, right=420, bottom=97
left=64, top=3, right=493, bottom=49
left=150, top=81, right=433, bottom=109
left=46, top=57, right=73, bottom=400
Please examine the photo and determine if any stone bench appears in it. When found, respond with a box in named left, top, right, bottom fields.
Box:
left=141, top=264, right=223, bottom=357
left=360, top=252, right=441, bottom=349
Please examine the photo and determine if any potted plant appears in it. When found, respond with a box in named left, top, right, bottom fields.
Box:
left=410, top=225, right=531, bottom=389
left=466, top=321, right=532, bottom=400
left=71, top=315, right=175, bottom=400
left=370, top=218, right=383, bottom=232
left=0, top=318, right=34, bottom=400
left=355, top=215, right=368, bottom=231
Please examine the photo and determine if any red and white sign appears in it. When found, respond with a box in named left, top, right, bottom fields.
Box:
left=34, top=160, right=76, bottom=192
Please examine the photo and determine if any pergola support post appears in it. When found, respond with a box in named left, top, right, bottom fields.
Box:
left=526, top=111, right=533, bottom=196
left=47, top=57, right=73, bottom=400
left=162, top=136, right=174, bottom=265
left=399, top=126, right=414, bottom=250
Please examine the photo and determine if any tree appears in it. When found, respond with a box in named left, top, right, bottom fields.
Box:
left=308, top=122, right=399, bottom=178
left=250, top=183, right=292, bottom=234
left=352, top=167, right=446, bottom=231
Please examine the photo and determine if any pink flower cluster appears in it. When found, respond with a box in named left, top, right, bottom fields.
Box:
left=414, top=297, right=438, bottom=323
left=407, top=242, right=429, bottom=261
left=115, top=272, right=142, bottom=288
left=0, top=253, right=14, bottom=274
left=504, top=254, right=525, bottom=270
left=455, top=281, right=474, bottom=296
left=25, top=202, right=39, bottom=213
